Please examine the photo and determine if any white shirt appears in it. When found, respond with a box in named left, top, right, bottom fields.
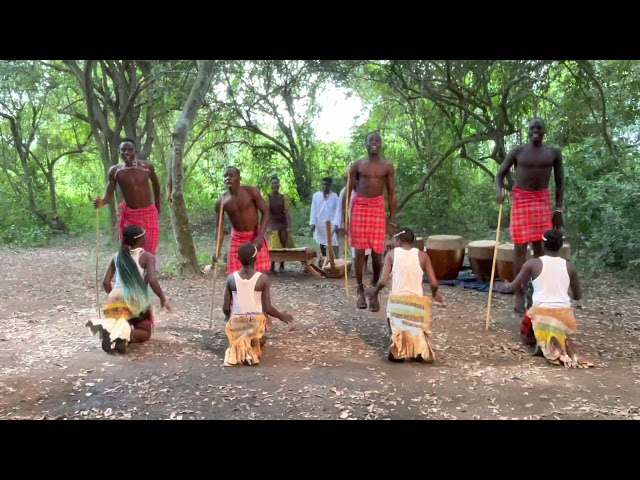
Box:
left=532, top=256, right=571, bottom=308
left=231, top=271, right=263, bottom=315
left=309, top=190, right=338, bottom=246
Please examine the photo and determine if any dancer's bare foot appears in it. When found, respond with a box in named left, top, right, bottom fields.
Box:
left=357, top=285, right=367, bottom=309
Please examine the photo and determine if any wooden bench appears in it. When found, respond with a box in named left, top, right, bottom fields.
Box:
left=268, top=247, right=322, bottom=277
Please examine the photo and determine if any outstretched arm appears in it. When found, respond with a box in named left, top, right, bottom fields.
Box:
left=497, top=259, right=534, bottom=293
left=149, top=163, right=162, bottom=214
left=212, top=195, right=225, bottom=263
left=253, top=187, right=270, bottom=249
left=222, top=277, right=232, bottom=320
left=94, top=166, right=117, bottom=208
left=261, top=278, right=293, bottom=324
left=495, top=148, right=518, bottom=203
left=102, top=258, right=115, bottom=294
left=421, top=252, right=443, bottom=304
left=567, top=261, right=582, bottom=301
left=143, top=253, right=171, bottom=311
left=370, top=251, right=393, bottom=297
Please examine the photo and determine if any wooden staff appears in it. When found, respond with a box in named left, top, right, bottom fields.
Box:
left=209, top=196, right=225, bottom=329
left=344, top=168, right=350, bottom=297
left=95, top=208, right=101, bottom=318
left=485, top=198, right=504, bottom=331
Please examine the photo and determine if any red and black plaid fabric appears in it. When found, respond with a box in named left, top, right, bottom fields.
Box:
left=227, top=228, right=271, bottom=274
left=520, top=311, right=534, bottom=339
left=349, top=194, right=386, bottom=254
left=118, top=202, right=159, bottom=254
left=510, top=186, right=552, bottom=244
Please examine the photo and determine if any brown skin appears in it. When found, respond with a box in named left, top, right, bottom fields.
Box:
left=267, top=178, right=292, bottom=271
left=212, top=168, right=270, bottom=263
left=494, top=120, right=564, bottom=312
left=496, top=248, right=581, bottom=345
left=93, top=141, right=161, bottom=212
left=222, top=263, right=294, bottom=324
left=102, top=235, right=172, bottom=343
left=368, top=239, right=444, bottom=305
left=347, top=133, right=397, bottom=290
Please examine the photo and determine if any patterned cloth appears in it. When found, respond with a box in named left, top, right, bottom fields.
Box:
left=528, top=304, right=593, bottom=368
left=118, top=202, right=159, bottom=254
left=227, top=228, right=271, bottom=274
left=224, top=313, right=267, bottom=366
left=387, top=294, right=435, bottom=361
left=509, top=186, right=552, bottom=244
left=350, top=194, right=386, bottom=254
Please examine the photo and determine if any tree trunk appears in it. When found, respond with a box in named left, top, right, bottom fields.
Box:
left=167, top=60, right=217, bottom=275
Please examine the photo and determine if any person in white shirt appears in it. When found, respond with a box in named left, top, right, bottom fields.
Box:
left=497, top=229, right=592, bottom=367
left=309, top=177, right=339, bottom=258
left=368, top=228, right=443, bottom=363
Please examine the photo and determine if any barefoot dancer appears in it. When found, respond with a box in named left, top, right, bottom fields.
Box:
left=86, top=225, right=172, bottom=354
left=267, top=176, right=295, bottom=272
left=222, top=243, right=294, bottom=366
left=93, top=138, right=161, bottom=254
left=495, top=119, right=564, bottom=313
left=348, top=132, right=397, bottom=312
left=368, top=228, right=443, bottom=362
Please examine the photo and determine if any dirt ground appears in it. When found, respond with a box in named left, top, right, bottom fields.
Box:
left=0, top=243, right=638, bottom=420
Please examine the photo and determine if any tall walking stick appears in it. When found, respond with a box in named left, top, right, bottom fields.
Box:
left=485, top=198, right=504, bottom=331
left=209, top=197, right=225, bottom=329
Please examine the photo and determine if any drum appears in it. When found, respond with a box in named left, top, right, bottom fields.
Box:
left=559, top=243, right=571, bottom=260
left=415, top=237, right=425, bottom=252
left=467, top=240, right=497, bottom=283
left=496, top=243, right=533, bottom=282
left=426, top=235, right=466, bottom=280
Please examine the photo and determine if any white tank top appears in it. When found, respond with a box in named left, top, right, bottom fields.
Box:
left=531, top=256, right=571, bottom=308
left=232, top=271, right=263, bottom=315
left=391, top=247, right=424, bottom=296
left=113, top=248, right=145, bottom=289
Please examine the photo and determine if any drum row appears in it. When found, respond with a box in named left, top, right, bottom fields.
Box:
left=424, top=235, right=571, bottom=283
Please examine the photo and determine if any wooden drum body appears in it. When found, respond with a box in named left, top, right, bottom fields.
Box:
left=468, top=240, right=497, bottom=283
left=426, top=235, right=466, bottom=280
left=496, top=243, right=533, bottom=282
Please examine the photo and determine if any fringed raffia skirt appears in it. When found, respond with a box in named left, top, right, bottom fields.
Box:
left=387, top=294, right=436, bottom=362
left=224, top=313, right=267, bottom=366
left=528, top=305, right=593, bottom=368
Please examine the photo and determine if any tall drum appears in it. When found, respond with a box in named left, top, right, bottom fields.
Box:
left=496, top=243, right=533, bottom=282
left=468, top=240, right=497, bottom=283
left=426, top=235, right=466, bottom=280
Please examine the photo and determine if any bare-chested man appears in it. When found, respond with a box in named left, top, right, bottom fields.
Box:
left=213, top=166, right=271, bottom=273
left=347, top=132, right=397, bottom=312
left=93, top=138, right=161, bottom=254
left=495, top=118, right=564, bottom=314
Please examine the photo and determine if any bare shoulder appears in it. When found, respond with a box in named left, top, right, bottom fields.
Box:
left=255, top=272, right=269, bottom=290
left=107, top=164, right=120, bottom=177
left=140, top=250, right=155, bottom=267
left=226, top=274, right=236, bottom=288
left=243, top=185, right=261, bottom=197
left=565, top=260, right=578, bottom=275
left=383, top=158, right=394, bottom=169
left=547, top=145, right=562, bottom=158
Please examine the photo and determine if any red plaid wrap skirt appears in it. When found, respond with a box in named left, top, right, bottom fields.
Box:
left=510, top=186, right=552, bottom=244
left=118, top=202, right=159, bottom=254
left=349, top=194, right=386, bottom=254
left=227, top=228, right=271, bottom=274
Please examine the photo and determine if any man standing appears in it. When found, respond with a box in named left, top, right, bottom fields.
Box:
left=347, top=132, right=397, bottom=312
left=309, top=177, right=339, bottom=258
left=93, top=138, right=161, bottom=254
left=213, top=166, right=271, bottom=274
left=267, top=176, right=295, bottom=272
left=495, top=118, right=564, bottom=313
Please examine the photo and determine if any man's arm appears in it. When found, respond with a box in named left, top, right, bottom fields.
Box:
left=552, top=148, right=564, bottom=228
left=370, top=251, right=393, bottom=297
left=212, top=195, right=225, bottom=263
left=148, top=162, right=162, bottom=214
left=252, top=187, right=270, bottom=249
left=495, top=148, right=518, bottom=203
left=421, top=251, right=443, bottom=303
left=497, top=259, right=534, bottom=293
left=260, top=277, right=293, bottom=324
left=222, top=276, right=232, bottom=319
left=142, top=253, right=171, bottom=310
left=94, top=166, right=118, bottom=208
left=386, top=162, right=397, bottom=235
left=567, top=261, right=582, bottom=301
left=102, top=258, right=115, bottom=293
